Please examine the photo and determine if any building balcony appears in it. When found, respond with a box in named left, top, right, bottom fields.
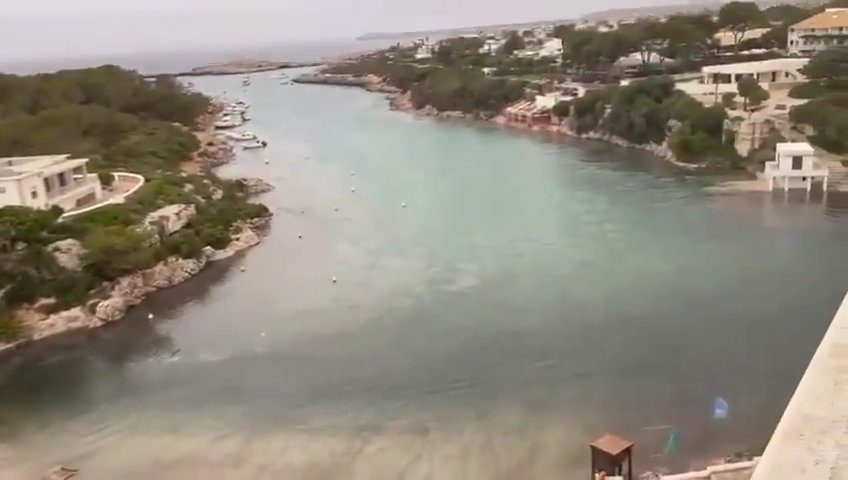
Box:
left=46, top=174, right=103, bottom=211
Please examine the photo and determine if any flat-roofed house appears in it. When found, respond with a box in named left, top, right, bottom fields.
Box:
left=0, top=154, right=103, bottom=211
left=764, top=142, right=829, bottom=192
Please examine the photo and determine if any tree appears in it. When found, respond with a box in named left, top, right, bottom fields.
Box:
left=737, top=76, right=768, bottom=111
left=500, top=31, right=526, bottom=56
left=763, top=4, right=809, bottom=24
left=722, top=92, right=738, bottom=108
left=718, top=2, right=768, bottom=51
left=552, top=100, right=571, bottom=118
left=802, top=48, right=848, bottom=81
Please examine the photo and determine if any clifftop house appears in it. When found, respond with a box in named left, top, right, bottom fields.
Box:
left=0, top=155, right=103, bottom=212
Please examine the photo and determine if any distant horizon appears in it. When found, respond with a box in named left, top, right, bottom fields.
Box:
left=0, top=0, right=689, bottom=65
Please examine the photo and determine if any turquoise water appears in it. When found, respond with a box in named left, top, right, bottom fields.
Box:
left=1, top=70, right=847, bottom=479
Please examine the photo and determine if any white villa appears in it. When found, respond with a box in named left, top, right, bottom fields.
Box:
left=764, top=142, right=829, bottom=192
left=676, top=58, right=809, bottom=96
left=414, top=44, right=433, bottom=60
left=0, top=155, right=103, bottom=211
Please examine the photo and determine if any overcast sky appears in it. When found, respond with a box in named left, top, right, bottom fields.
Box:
left=1, top=0, right=680, bottom=61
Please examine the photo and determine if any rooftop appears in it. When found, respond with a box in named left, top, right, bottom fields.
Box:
left=713, top=28, right=771, bottom=47
left=776, top=142, right=815, bottom=155
left=590, top=434, right=633, bottom=456
left=701, top=58, right=809, bottom=75
left=793, top=8, right=848, bottom=29
left=0, top=155, right=88, bottom=179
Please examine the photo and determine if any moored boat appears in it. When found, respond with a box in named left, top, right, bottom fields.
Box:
left=242, top=139, right=268, bottom=150
left=225, top=131, right=257, bottom=142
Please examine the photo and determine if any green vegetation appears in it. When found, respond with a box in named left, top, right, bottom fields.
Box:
left=717, top=2, right=768, bottom=52
left=789, top=49, right=848, bottom=153
left=737, top=76, right=770, bottom=111
left=566, top=77, right=736, bottom=165
left=410, top=68, right=525, bottom=113
left=0, top=67, right=270, bottom=319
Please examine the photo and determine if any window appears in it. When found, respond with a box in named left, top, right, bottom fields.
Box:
left=58, top=172, right=68, bottom=187
left=792, top=156, right=804, bottom=170
left=0, top=187, right=5, bottom=194
left=30, top=189, right=38, bottom=199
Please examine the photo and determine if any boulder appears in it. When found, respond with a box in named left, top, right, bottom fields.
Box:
left=144, top=204, right=197, bottom=237
left=235, top=177, right=275, bottom=195
left=47, top=239, right=86, bottom=271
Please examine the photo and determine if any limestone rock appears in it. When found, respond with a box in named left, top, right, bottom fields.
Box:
left=94, top=298, right=127, bottom=323
left=47, top=238, right=86, bottom=271
left=205, top=224, right=261, bottom=261
left=235, top=177, right=275, bottom=195
left=144, top=204, right=197, bottom=237
left=34, top=307, right=96, bottom=340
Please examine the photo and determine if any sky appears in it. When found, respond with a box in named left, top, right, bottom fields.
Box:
left=0, top=0, right=684, bottom=62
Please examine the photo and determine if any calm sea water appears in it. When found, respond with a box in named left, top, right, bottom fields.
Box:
left=1, top=70, right=847, bottom=479
left=0, top=39, right=397, bottom=75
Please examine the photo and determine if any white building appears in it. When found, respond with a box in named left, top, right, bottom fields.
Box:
left=479, top=38, right=505, bottom=55
left=414, top=44, right=433, bottom=60
left=0, top=155, right=103, bottom=211
left=677, top=58, right=809, bottom=96
left=534, top=85, right=588, bottom=110
left=788, top=8, right=848, bottom=56
left=764, top=142, right=829, bottom=192
left=537, top=38, right=563, bottom=58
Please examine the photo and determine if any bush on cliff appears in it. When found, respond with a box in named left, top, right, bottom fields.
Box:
left=566, top=77, right=732, bottom=164
left=410, top=68, right=525, bottom=114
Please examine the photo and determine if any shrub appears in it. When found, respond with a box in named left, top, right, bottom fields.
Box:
left=163, top=230, right=205, bottom=259
left=98, top=171, right=115, bottom=187
left=0, top=315, right=26, bottom=342
left=721, top=92, right=737, bottom=108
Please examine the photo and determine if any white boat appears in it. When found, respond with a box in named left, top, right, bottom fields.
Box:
left=234, top=100, right=250, bottom=108
left=225, top=131, right=257, bottom=142
left=242, top=139, right=268, bottom=150
left=241, top=112, right=252, bottom=121
left=214, top=116, right=243, bottom=129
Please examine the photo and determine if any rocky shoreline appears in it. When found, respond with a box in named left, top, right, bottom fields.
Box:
left=387, top=90, right=698, bottom=169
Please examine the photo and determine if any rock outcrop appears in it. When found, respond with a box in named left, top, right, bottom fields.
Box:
left=235, top=177, right=275, bottom=195
left=3, top=221, right=269, bottom=352
left=144, top=204, right=197, bottom=237
left=47, top=239, right=86, bottom=271
left=202, top=222, right=262, bottom=261
left=94, top=256, right=207, bottom=322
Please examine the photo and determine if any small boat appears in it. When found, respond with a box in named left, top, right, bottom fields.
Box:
left=225, top=131, right=257, bottom=142
left=241, top=112, right=252, bottom=121
left=242, top=140, right=268, bottom=150
left=214, top=116, right=243, bottom=129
